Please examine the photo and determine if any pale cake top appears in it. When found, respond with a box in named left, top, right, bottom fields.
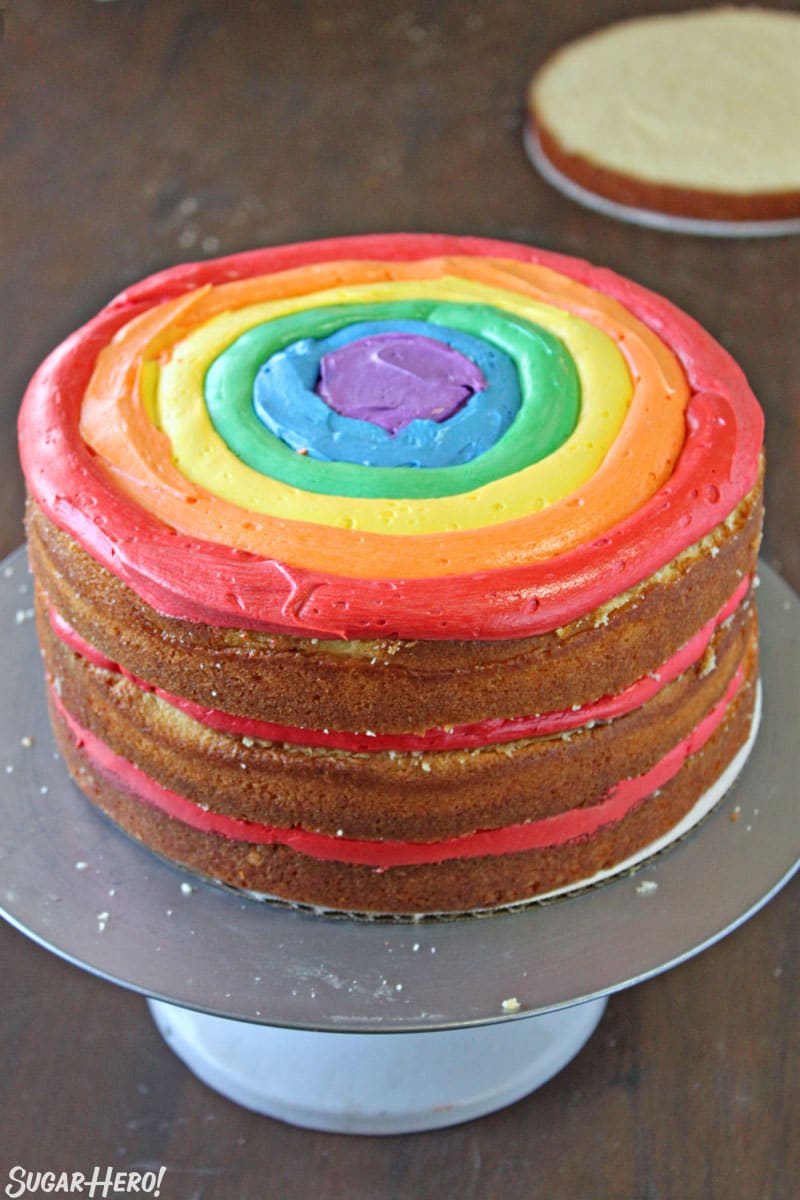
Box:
left=530, top=7, right=800, bottom=194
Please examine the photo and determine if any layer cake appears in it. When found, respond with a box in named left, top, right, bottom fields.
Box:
left=19, top=234, right=764, bottom=915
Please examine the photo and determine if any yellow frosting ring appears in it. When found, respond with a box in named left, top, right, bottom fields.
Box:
left=151, top=277, right=630, bottom=533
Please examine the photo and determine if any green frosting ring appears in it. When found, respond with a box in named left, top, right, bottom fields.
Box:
left=203, top=300, right=580, bottom=500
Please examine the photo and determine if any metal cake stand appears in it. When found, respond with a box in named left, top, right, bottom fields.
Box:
left=2, top=548, right=798, bottom=1133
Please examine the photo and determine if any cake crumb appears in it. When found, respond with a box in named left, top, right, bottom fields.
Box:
left=699, top=646, right=717, bottom=678
left=75, top=861, right=89, bottom=871
left=635, top=880, right=658, bottom=896
left=20, top=735, right=33, bottom=748
left=180, top=882, right=194, bottom=896
left=97, top=911, right=110, bottom=931
left=501, top=997, right=521, bottom=1013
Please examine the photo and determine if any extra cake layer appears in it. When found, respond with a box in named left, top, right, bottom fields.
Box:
left=46, top=642, right=758, bottom=914
left=527, top=8, right=800, bottom=224
left=531, top=124, right=800, bottom=223
left=26, top=477, right=762, bottom=735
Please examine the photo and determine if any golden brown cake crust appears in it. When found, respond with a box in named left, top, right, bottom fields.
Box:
left=26, top=476, right=763, bottom=735
left=48, top=650, right=757, bottom=915
left=27, top=466, right=763, bottom=913
left=39, top=593, right=757, bottom=842
left=531, top=123, right=800, bottom=223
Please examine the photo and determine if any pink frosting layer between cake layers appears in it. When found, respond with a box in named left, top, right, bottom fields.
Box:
left=49, top=576, right=750, bottom=751
left=50, top=663, right=745, bottom=869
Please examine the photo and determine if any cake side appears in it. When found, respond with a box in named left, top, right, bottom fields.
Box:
left=35, top=560, right=757, bottom=841
left=47, top=644, right=758, bottom=914
left=531, top=125, right=800, bottom=224
left=26, top=473, right=762, bottom=735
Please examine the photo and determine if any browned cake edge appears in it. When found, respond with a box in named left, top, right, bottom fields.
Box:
left=530, top=121, right=800, bottom=223
left=39, top=596, right=757, bottom=841
left=25, top=473, right=763, bottom=732
left=47, top=647, right=758, bottom=915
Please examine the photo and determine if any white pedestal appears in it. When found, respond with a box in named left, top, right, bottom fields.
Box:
left=148, top=995, right=607, bottom=1134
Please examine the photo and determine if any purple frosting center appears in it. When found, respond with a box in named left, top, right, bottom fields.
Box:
left=315, top=333, right=486, bottom=435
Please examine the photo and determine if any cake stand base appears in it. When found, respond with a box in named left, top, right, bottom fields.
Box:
left=147, top=996, right=607, bottom=1134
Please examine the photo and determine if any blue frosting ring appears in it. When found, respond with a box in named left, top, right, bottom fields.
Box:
left=204, top=300, right=581, bottom=500
left=252, top=320, right=521, bottom=468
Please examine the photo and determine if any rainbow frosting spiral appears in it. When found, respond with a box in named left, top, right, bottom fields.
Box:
left=19, top=234, right=763, bottom=641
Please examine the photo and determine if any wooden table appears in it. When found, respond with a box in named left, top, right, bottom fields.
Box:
left=1, top=3, right=797, bottom=1196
